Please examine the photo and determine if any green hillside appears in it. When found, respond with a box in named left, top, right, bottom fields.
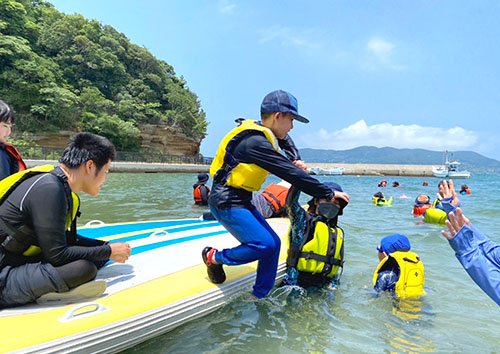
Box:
left=299, top=146, right=500, bottom=173
left=0, top=0, right=207, bottom=150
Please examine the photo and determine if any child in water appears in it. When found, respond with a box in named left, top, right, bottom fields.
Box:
left=373, top=234, right=425, bottom=298
left=282, top=182, right=348, bottom=291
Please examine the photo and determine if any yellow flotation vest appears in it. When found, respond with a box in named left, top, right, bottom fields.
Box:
left=287, top=219, right=344, bottom=278
left=373, top=251, right=425, bottom=298
left=372, top=196, right=393, bottom=206
left=210, top=120, right=280, bottom=192
left=423, top=207, right=447, bottom=225
left=0, top=165, right=80, bottom=256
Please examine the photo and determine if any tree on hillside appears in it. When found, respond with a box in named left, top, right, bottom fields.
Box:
left=0, top=0, right=207, bottom=151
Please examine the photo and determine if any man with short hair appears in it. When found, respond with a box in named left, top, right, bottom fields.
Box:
left=203, top=90, right=349, bottom=299
left=0, top=132, right=131, bottom=308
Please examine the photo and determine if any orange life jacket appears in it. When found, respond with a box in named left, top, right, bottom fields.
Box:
left=193, top=184, right=210, bottom=203
left=413, top=204, right=431, bottom=216
left=2, top=143, right=26, bottom=172
left=261, top=183, right=289, bottom=212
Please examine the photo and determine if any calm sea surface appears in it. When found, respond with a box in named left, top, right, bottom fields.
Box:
left=80, top=172, right=500, bottom=354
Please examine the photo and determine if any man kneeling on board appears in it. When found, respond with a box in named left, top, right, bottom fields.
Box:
left=0, top=133, right=131, bottom=307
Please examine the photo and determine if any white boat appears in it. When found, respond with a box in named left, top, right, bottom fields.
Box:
left=0, top=217, right=290, bottom=354
left=432, top=152, right=470, bottom=179
left=308, top=167, right=345, bottom=176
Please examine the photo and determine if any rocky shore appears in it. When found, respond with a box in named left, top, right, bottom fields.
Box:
left=26, top=160, right=438, bottom=176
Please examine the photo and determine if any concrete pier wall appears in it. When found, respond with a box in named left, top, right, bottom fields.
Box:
left=25, top=160, right=437, bottom=176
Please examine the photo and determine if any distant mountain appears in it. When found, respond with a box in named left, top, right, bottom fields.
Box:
left=299, top=146, right=500, bottom=173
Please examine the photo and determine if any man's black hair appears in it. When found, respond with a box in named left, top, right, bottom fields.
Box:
left=59, top=132, right=116, bottom=172
left=0, top=100, right=15, bottom=123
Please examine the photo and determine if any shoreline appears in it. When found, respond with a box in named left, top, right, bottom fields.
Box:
left=25, top=160, right=439, bottom=176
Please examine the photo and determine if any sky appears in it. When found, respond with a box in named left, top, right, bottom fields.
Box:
left=48, top=0, right=500, bottom=160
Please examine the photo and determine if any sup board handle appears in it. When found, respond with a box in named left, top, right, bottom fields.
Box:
left=58, top=302, right=109, bottom=323
left=84, top=220, right=106, bottom=227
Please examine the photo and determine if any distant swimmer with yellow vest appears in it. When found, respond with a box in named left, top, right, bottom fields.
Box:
left=373, top=234, right=425, bottom=298
left=0, top=100, right=26, bottom=180
left=282, top=182, right=348, bottom=291
left=193, top=173, right=210, bottom=206
left=0, top=133, right=131, bottom=308
left=202, top=90, right=350, bottom=299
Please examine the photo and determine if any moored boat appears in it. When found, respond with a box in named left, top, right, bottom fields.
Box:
left=432, top=152, right=470, bottom=179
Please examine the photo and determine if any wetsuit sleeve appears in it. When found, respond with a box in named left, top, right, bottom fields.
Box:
left=373, top=270, right=398, bottom=294
left=286, top=185, right=308, bottom=234
left=0, top=148, right=12, bottom=180
left=243, top=134, right=333, bottom=200
left=24, top=178, right=111, bottom=266
left=448, top=224, right=500, bottom=306
left=278, top=134, right=301, bottom=161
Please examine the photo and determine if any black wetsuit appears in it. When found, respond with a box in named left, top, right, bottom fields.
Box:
left=209, top=132, right=333, bottom=208
left=0, top=167, right=110, bottom=307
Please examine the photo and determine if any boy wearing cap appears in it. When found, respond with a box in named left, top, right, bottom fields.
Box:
left=193, top=173, right=210, bottom=205
left=203, top=90, right=349, bottom=299
left=282, top=182, right=348, bottom=291
left=373, top=234, right=425, bottom=298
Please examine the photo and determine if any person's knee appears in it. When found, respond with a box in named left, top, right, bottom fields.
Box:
left=56, top=260, right=98, bottom=288
left=260, top=235, right=281, bottom=256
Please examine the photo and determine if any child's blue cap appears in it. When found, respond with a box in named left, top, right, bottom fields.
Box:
left=380, top=234, right=411, bottom=254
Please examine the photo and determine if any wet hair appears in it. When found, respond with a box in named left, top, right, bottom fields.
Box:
left=59, top=132, right=116, bottom=172
left=0, top=100, right=15, bottom=123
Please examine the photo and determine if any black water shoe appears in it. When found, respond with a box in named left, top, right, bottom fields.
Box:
left=202, top=247, right=226, bottom=284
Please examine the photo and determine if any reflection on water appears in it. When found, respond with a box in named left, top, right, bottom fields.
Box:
left=82, top=173, right=500, bottom=353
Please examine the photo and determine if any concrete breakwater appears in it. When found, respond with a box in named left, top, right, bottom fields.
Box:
left=308, top=163, right=437, bottom=177
left=26, top=160, right=438, bottom=176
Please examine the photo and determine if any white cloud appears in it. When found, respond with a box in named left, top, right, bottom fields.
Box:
left=218, top=2, right=236, bottom=14
left=363, top=37, right=406, bottom=71
left=300, top=120, right=478, bottom=152
left=257, top=25, right=320, bottom=50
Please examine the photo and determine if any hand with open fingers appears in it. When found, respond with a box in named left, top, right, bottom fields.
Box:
left=441, top=208, right=471, bottom=240
left=292, top=159, right=307, bottom=171
left=109, top=241, right=132, bottom=263
left=333, top=191, right=350, bottom=204
left=442, top=179, right=460, bottom=206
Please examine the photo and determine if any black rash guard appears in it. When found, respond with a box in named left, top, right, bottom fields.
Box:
left=209, top=131, right=334, bottom=208
left=0, top=168, right=110, bottom=268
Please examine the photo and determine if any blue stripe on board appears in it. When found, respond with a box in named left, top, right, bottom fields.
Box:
left=110, top=222, right=221, bottom=243
left=78, top=219, right=215, bottom=239
left=131, top=230, right=229, bottom=256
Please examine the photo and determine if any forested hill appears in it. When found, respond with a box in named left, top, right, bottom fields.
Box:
left=299, top=146, right=500, bottom=173
left=0, top=0, right=207, bottom=150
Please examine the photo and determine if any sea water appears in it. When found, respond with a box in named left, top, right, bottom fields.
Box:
left=79, top=172, right=500, bottom=353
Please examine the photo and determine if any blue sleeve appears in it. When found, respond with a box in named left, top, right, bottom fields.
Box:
left=373, top=270, right=398, bottom=295
left=448, top=224, right=500, bottom=306
left=440, top=197, right=461, bottom=218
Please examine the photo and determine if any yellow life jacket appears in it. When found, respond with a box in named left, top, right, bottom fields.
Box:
left=372, top=196, right=393, bottom=206
left=0, top=165, right=80, bottom=256
left=373, top=251, right=425, bottom=298
left=287, top=219, right=344, bottom=278
left=210, top=120, right=280, bottom=192
left=423, top=207, right=447, bottom=225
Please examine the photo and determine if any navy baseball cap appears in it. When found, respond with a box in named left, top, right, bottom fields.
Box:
left=260, top=90, right=309, bottom=123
